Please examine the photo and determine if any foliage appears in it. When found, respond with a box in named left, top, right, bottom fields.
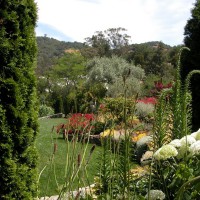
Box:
left=99, top=97, right=136, bottom=123
left=95, top=131, right=135, bottom=199
left=86, top=56, right=145, bottom=97
left=36, top=36, right=178, bottom=117
left=141, top=74, right=162, bottom=97
left=137, top=97, right=157, bottom=105
left=52, top=94, right=64, bottom=114
left=182, top=0, right=200, bottom=131
left=135, top=102, right=155, bottom=121
left=84, top=27, right=131, bottom=57
left=150, top=131, right=200, bottom=200
left=150, top=80, right=172, bottom=97
left=56, top=113, right=95, bottom=135
left=127, top=41, right=176, bottom=77
left=36, top=36, right=84, bottom=75
left=50, top=51, right=86, bottom=81
left=147, top=42, right=167, bottom=75
left=67, top=113, right=95, bottom=134
left=0, top=1, right=38, bottom=199
left=37, top=52, right=87, bottom=114
left=35, top=48, right=200, bottom=199
left=39, top=104, right=54, bottom=117
left=90, top=121, right=106, bottom=135
left=148, top=47, right=200, bottom=199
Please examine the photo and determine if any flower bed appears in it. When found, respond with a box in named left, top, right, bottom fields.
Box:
left=55, top=113, right=95, bottom=139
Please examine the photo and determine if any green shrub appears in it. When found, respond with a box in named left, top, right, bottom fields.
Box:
left=0, top=1, right=38, bottom=199
left=91, top=121, right=105, bottom=135
left=101, top=97, right=136, bottom=122
left=39, top=104, right=54, bottom=117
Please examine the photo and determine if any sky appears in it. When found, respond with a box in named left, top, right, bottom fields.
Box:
left=35, top=0, right=196, bottom=46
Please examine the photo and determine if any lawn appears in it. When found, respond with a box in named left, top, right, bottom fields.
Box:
left=36, top=118, right=101, bottom=197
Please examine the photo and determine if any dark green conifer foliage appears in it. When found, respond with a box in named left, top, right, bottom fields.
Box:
left=182, top=0, right=200, bottom=131
left=0, top=1, right=38, bottom=199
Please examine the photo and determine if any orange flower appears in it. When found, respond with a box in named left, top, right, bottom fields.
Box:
left=132, top=132, right=147, bottom=142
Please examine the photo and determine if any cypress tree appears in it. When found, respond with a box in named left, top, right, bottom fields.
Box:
left=182, top=0, right=200, bottom=131
left=0, top=1, right=38, bottom=199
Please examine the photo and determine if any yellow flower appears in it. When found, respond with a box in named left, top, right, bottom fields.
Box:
left=130, top=166, right=149, bottom=179
left=132, top=132, right=147, bottom=142
left=100, top=129, right=115, bottom=138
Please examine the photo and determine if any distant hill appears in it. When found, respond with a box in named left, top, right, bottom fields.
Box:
left=36, top=36, right=84, bottom=75
left=36, top=36, right=178, bottom=76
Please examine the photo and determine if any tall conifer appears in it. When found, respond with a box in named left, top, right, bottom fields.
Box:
left=182, top=0, right=200, bottom=131
left=0, top=1, right=38, bottom=199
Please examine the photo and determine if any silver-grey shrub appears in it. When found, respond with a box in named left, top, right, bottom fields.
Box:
left=86, top=56, right=145, bottom=97
left=135, top=102, right=155, bottom=119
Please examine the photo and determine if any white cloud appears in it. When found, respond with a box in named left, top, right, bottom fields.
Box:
left=35, top=0, right=196, bottom=46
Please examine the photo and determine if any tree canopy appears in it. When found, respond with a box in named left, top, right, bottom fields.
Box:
left=86, top=56, right=145, bottom=97
left=36, top=36, right=84, bottom=75
left=84, top=27, right=131, bottom=57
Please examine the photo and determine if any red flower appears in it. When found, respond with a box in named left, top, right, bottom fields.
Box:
left=66, top=113, right=95, bottom=134
left=137, top=97, right=157, bottom=105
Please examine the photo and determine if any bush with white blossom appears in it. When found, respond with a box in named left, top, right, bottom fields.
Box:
left=153, top=144, right=178, bottom=160
left=150, top=129, right=200, bottom=199
left=189, top=140, right=200, bottom=156
left=145, top=190, right=165, bottom=200
left=154, top=132, right=199, bottom=160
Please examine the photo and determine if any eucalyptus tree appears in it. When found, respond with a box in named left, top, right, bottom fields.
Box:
left=0, top=0, right=38, bottom=199
left=84, top=27, right=131, bottom=57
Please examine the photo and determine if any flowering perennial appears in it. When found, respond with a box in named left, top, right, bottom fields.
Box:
left=189, top=140, right=200, bottom=155
left=137, top=97, right=157, bottom=105
left=153, top=144, right=178, bottom=160
left=145, top=190, right=165, bottom=200
left=132, top=131, right=147, bottom=142
left=191, top=128, right=200, bottom=140
left=67, top=113, right=95, bottom=134
left=169, top=139, right=181, bottom=148
left=151, top=80, right=172, bottom=96
left=180, top=135, right=196, bottom=146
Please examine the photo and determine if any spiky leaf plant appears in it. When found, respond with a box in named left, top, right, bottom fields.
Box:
left=149, top=47, right=200, bottom=200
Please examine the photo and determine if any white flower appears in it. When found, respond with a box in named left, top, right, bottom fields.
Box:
left=191, top=128, right=200, bottom=140
left=145, top=190, right=165, bottom=200
left=153, top=144, right=178, bottom=160
left=136, top=135, right=153, bottom=147
left=169, top=139, right=181, bottom=148
left=189, top=141, right=200, bottom=155
left=180, top=135, right=196, bottom=146
left=176, top=136, right=196, bottom=159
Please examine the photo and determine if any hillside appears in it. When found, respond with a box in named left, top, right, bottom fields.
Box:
left=36, top=36, right=179, bottom=76
left=36, top=36, right=84, bottom=75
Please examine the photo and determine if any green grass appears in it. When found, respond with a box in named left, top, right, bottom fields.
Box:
left=36, top=118, right=101, bottom=197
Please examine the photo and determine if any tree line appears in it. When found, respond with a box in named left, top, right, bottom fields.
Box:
left=36, top=28, right=181, bottom=117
